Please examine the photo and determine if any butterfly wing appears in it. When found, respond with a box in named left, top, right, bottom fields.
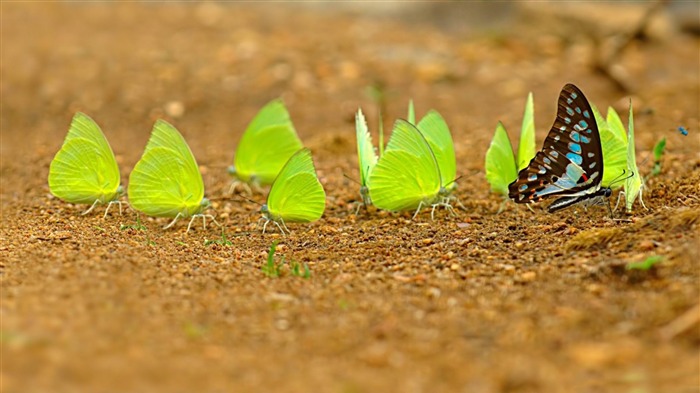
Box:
left=48, top=113, right=121, bottom=204
left=128, top=122, right=205, bottom=218
left=509, top=84, right=603, bottom=203
left=624, top=102, right=643, bottom=212
left=233, top=99, right=303, bottom=184
left=485, top=122, right=518, bottom=196
left=356, top=108, right=378, bottom=187
left=517, top=92, right=536, bottom=171
left=593, top=105, right=627, bottom=188
left=417, top=110, right=456, bottom=189
left=267, top=148, right=325, bottom=222
left=369, top=120, right=441, bottom=212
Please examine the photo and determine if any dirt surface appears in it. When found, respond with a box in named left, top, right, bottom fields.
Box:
left=2, top=3, right=699, bottom=393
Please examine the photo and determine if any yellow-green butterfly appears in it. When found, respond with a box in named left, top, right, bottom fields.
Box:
left=228, top=99, right=303, bottom=193
left=355, top=108, right=378, bottom=208
left=369, top=119, right=456, bottom=219
left=128, top=120, right=219, bottom=232
left=259, top=148, right=325, bottom=234
left=48, top=112, right=124, bottom=217
left=485, top=92, right=536, bottom=196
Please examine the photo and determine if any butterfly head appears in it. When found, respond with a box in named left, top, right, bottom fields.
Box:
left=360, top=185, right=371, bottom=205
left=200, top=198, right=212, bottom=210
left=116, top=185, right=125, bottom=197
left=227, top=165, right=237, bottom=176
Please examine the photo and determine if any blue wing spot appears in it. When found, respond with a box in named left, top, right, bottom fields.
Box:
left=550, top=150, right=559, bottom=158
left=564, top=117, right=571, bottom=124
left=527, top=174, right=537, bottom=182
left=585, top=128, right=593, bottom=134
left=566, top=152, right=582, bottom=165
left=567, top=98, right=573, bottom=104
left=578, top=120, right=588, bottom=129
left=583, top=110, right=590, bottom=119
left=571, top=131, right=580, bottom=142
left=538, top=166, right=546, bottom=174
left=587, top=152, right=594, bottom=158
left=554, top=134, right=561, bottom=142
left=575, top=107, right=582, bottom=114
left=559, top=126, right=566, bottom=131
left=519, top=184, right=528, bottom=192
left=543, top=157, right=552, bottom=165
left=580, top=135, right=591, bottom=143
left=568, top=142, right=582, bottom=154
left=589, top=162, right=597, bottom=169
left=566, top=107, right=575, bottom=116
left=571, top=92, right=578, bottom=99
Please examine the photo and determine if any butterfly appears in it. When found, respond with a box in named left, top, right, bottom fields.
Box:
left=485, top=92, right=536, bottom=196
left=369, top=118, right=456, bottom=219
left=48, top=112, right=124, bottom=217
left=678, top=126, right=688, bottom=136
left=355, top=108, right=378, bottom=208
left=508, top=84, right=613, bottom=213
left=259, top=148, right=325, bottom=234
left=128, top=120, right=219, bottom=232
left=228, top=99, right=303, bottom=193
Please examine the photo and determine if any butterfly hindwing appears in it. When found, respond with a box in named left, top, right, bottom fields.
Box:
left=509, top=84, right=604, bottom=204
left=267, top=148, right=325, bottom=223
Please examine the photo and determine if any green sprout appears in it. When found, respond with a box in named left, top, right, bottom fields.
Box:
left=650, top=137, right=666, bottom=177
left=204, top=228, right=232, bottom=246
left=262, top=240, right=311, bottom=279
left=626, top=255, right=663, bottom=271
left=120, top=215, right=146, bottom=231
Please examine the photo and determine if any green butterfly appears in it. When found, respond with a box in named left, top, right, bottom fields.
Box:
left=592, top=102, right=645, bottom=212
left=369, top=118, right=456, bottom=219
left=228, top=99, right=303, bottom=193
left=485, top=92, right=536, bottom=196
left=355, top=108, right=378, bottom=208
left=128, top=120, right=219, bottom=232
left=260, top=148, right=325, bottom=234
left=48, top=112, right=124, bottom=217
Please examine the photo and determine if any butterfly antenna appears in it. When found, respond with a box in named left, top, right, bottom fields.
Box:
left=609, top=169, right=634, bottom=188
left=235, top=195, right=263, bottom=206
left=343, top=173, right=362, bottom=186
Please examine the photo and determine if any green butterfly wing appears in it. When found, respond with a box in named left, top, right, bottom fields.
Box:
left=267, top=148, right=325, bottom=222
left=369, top=120, right=441, bottom=212
left=485, top=122, right=518, bottom=196
left=232, top=99, right=303, bottom=185
left=593, top=104, right=627, bottom=189
left=624, top=102, right=644, bottom=212
left=417, top=110, right=456, bottom=189
left=48, top=113, right=121, bottom=204
left=517, top=92, right=536, bottom=171
left=128, top=121, right=205, bottom=218
left=407, top=100, right=416, bottom=125
left=356, top=108, right=378, bottom=187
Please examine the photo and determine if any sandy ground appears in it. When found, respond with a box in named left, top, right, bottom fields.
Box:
left=1, top=3, right=699, bottom=393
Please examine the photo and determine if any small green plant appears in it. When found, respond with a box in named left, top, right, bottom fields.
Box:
left=485, top=92, right=536, bottom=197
left=262, top=241, right=311, bottom=279
left=290, top=260, right=311, bottom=279
left=262, top=241, right=282, bottom=278
left=204, top=229, right=232, bottom=246
left=94, top=225, right=106, bottom=232
left=120, top=215, right=146, bottom=231
left=626, top=255, right=663, bottom=271
left=145, top=234, right=156, bottom=247
left=651, top=137, right=666, bottom=177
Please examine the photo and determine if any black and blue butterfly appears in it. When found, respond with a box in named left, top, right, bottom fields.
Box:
left=509, top=84, right=613, bottom=213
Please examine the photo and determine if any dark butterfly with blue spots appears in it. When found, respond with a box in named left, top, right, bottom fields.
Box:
left=508, top=84, right=612, bottom=213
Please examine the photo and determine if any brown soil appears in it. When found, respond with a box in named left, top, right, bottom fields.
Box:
left=2, top=3, right=699, bottom=393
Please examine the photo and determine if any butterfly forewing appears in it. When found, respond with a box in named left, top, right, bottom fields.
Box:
left=509, top=84, right=603, bottom=204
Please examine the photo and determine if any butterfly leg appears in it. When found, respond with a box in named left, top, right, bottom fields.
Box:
left=279, top=218, right=290, bottom=235
left=82, top=199, right=101, bottom=215
left=206, top=215, right=222, bottom=228
left=261, top=218, right=270, bottom=234
left=164, top=213, right=184, bottom=229
left=186, top=216, right=198, bottom=233
left=613, top=190, right=625, bottom=212
left=412, top=201, right=426, bottom=220
left=272, top=221, right=287, bottom=236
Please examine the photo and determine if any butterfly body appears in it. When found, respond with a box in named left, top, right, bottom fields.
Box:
left=48, top=113, right=124, bottom=216
left=229, top=100, right=303, bottom=193
left=509, top=84, right=612, bottom=213
left=259, top=148, right=325, bottom=234
left=129, top=120, right=219, bottom=231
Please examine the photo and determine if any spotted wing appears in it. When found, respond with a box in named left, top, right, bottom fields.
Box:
left=508, top=84, right=603, bottom=204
